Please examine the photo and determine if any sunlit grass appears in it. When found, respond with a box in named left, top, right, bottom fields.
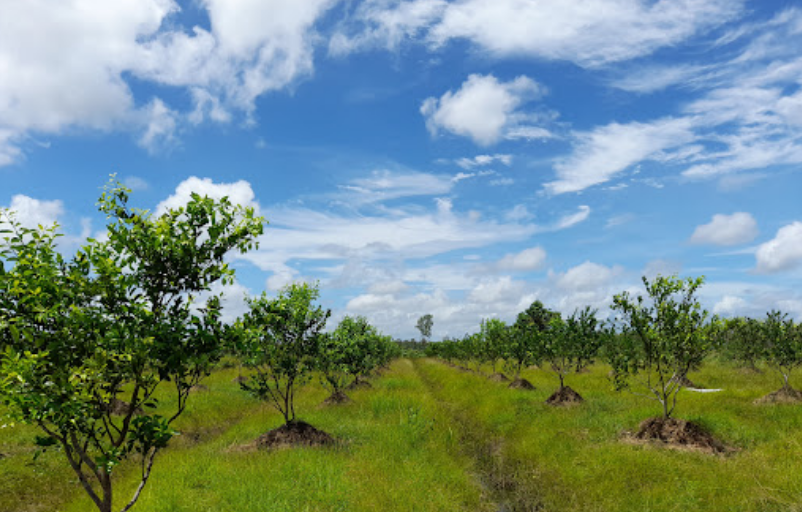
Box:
left=416, top=358, right=802, bottom=512
left=5, top=358, right=802, bottom=511
left=60, top=359, right=485, bottom=512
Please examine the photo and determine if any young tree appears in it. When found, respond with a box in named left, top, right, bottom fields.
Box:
left=759, top=310, right=802, bottom=395
left=608, top=275, right=712, bottom=419
left=416, top=314, right=434, bottom=343
left=0, top=181, right=263, bottom=512
left=238, top=282, right=330, bottom=425
left=505, top=301, right=559, bottom=379
left=318, top=315, right=383, bottom=399
left=479, top=318, right=509, bottom=376
left=543, top=307, right=602, bottom=403
left=717, top=316, right=763, bottom=371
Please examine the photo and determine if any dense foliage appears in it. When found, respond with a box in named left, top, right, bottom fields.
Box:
left=0, top=181, right=263, bottom=512
left=238, top=282, right=330, bottom=424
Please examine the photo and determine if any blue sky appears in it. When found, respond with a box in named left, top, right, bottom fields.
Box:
left=2, top=0, right=802, bottom=338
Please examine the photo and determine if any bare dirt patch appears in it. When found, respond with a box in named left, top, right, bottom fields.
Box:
left=232, top=375, right=249, bottom=384
left=321, top=390, right=352, bottom=406
left=754, top=386, right=802, bottom=404
left=630, top=417, right=729, bottom=454
left=508, top=378, right=536, bottom=391
left=545, top=386, right=584, bottom=406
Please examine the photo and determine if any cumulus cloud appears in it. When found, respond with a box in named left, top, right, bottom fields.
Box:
left=690, top=212, right=759, bottom=246
left=755, top=221, right=802, bottom=273
left=496, top=246, right=547, bottom=272
left=421, top=74, right=547, bottom=146
left=713, top=295, right=748, bottom=316
left=0, top=0, right=337, bottom=165
left=0, top=195, right=64, bottom=229
left=156, top=176, right=260, bottom=215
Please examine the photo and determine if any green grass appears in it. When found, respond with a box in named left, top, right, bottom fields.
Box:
left=3, top=359, right=802, bottom=511
left=56, top=360, right=486, bottom=512
left=415, top=359, right=802, bottom=512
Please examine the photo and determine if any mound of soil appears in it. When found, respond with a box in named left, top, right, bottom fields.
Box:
left=254, top=420, right=334, bottom=449
left=346, top=379, right=372, bottom=390
left=232, top=375, right=250, bottom=384
left=321, top=390, right=352, bottom=406
left=508, top=378, right=536, bottom=390
left=754, top=386, right=802, bottom=404
left=190, top=384, right=208, bottom=393
left=545, top=386, right=584, bottom=406
left=488, top=373, right=510, bottom=382
left=106, top=398, right=143, bottom=416
left=634, top=417, right=728, bottom=454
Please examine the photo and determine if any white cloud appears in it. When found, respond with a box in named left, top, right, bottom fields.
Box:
left=429, top=0, right=742, bottom=67
left=490, top=178, right=515, bottom=187
left=335, top=0, right=742, bottom=68
left=455, top=154, right=513, bottom=169
left=713, top=295, right=748, bottom=316
left=329, top=0, right=447, bottom=55
left=468, top=276, right=525, bottom=304
left=156, top=176, right=260, bottom=215
left=0, top=0, right=337, bottom=165
left=137, top=0, right=338, bottom=113
left=138, top=98, right=179, bottom=153
left=421, top=74, right=546, bottom=146
left=505, top=205, right=532, bottom=221
left=552, top=205, right=591, bottom=230
left=690, top=212, right=759, bottom=246
left=755, top=221, right=802, bottom=273
left=368, top=280, right=409, bottom=295
left=342, top=169, right=453, bottom=203
left=123, top=176, right=149, bottom=191
left=1, top=195, right=64, bottom=230
left=241, top=197, right=538, bottom=278
left=545, top=118, right=695, bottom=194
left=497, top=246, right=547, bottom=272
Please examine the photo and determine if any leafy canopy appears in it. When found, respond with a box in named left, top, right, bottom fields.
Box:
left=0, top=179, right=263, bottom=512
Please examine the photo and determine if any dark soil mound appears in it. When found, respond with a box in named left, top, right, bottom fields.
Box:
left=232, top=375, right=250, bottom=384
left=255, top=421, right=334, bottom=449
left=106, top=398, right=143, bottom=416
left=755, top=386, right=802, bottom=404
left=488, top=373, right=510, bottom=382
left=346, top=379, right=372, bottom=390
left=635, top=417, right=727, bottom=454
left=508, top=378, right=536, bottom=390
left=321, top=390, right=352, bottom=406
left=545, top=386, right=584, bottom=406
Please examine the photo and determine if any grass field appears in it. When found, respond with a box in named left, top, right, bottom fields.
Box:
left=2, top=358, right=802, bottom=511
